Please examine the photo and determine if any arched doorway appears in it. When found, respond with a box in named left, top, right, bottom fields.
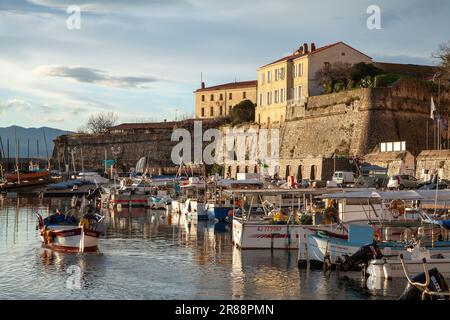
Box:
left=297, top=165, right=302, bottom=182
left=310, top=165, right=316, bottom=180
left=285, top=165, right=290, bottom=178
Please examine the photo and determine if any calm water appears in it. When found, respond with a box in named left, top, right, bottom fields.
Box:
left=0, top=196, right=408, bottom=300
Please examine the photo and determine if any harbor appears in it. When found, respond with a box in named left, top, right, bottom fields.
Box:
left=0, top=195, right=410, bottom=300
left=1, top=0, right=450, bottom=307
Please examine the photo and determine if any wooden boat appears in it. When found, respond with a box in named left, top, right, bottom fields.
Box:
left=5, top=170, right=49, bottom=182
left=36, top=210, right=105, bottom=253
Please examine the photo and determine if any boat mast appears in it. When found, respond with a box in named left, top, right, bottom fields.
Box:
left=42, top=128, right=50, bottom=170
left=14, top=127, right=20, bottom=184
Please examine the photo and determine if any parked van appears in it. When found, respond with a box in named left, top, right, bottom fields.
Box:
left=332, top=171, right=355, bottom=185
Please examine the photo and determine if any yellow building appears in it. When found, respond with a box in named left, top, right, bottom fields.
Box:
left=256, top=42, right=372, bottom=127
left=195, top=80, right=257, bottom=119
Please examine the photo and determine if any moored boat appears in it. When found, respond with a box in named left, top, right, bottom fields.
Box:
left=36, top=209, right=106, bottom=253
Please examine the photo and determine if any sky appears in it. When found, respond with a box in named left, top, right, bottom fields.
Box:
left=0, top=0, right=449, bottom=131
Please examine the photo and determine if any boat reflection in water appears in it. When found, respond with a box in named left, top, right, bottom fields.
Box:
left=0, top=196, right=411, bottom=299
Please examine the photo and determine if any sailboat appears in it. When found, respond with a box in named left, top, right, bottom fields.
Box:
left=4, top=160, right=49, bottom=182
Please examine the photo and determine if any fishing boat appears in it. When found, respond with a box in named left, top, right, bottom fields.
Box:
left=76, top=172, right=109, bottom=184
left=171, top=177, right=208, bottom=220
left=36, top=208, right=106, bottom=253
left=366, top=245, right=450, bottom=279
left=5, top=162, right=49, bottom=182
left=228, top=188, right=341, bottom=249
left=300, top=190, right=450, bottom=269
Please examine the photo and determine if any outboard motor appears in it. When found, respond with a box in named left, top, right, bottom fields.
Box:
left=337, top=242, right=383, bottom=271
left=398, top=268, right=449, bottom=300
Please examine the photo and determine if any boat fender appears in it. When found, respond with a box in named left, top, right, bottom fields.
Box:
left=382, top=260, right=392, bottom=280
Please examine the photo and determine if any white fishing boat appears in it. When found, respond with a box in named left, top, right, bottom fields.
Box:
left=298, top=223, right=374, bottom=268
left=36, top=209, right=106, bottom=253
left=366, top=245, right=450, bottom=279
left=76, top=172, right=110, bottom=184
left=297, top=189, right=450, bottom=269
left=228, top=188, right=342, bottom=249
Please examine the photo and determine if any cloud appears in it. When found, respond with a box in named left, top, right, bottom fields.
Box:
left=70, top=106, right=87, bottom=115
left=34, top=65, right=161, bottom=88
left=0, top=99, right=31, bottom=113
left=24, top=0, right=188, bottom=14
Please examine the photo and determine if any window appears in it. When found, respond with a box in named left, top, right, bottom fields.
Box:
left=280, top=88, right=284, bottom=102
left=259, top=93, right=263, bottom=106
left=210, top=107, right=214, bottom=116
left=298, top=63, right=303, bottom=77
left=219, top=93, right=223, bottom=101
left=280, top=67, right=285, bottom=80
left=220, top=106, right=223, bottom=115
left=267, top=92, right=270, bottom=105
left=210, top=94, right=214, bottom=101
left=297, top=86, right=303, bottom=100
left=201, top=95, right=205, bottom=102
left=274, top=90, right=278, bottom=103
left=229, top=93, right=232, bottom=99
left=268, top=71, right=271, bottom=83
left=275, top=68, right=279, bottom=81
left=243, top=91, right=246, bottom=99
left=229, top=105, right=232, bottom=113
left=201, top=108, right=205, bottom=117
left=324, top=62, right=331, bottom=69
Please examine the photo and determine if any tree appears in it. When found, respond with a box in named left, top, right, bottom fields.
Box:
left=86, top=111, right=118, bottom=134
left=433, top=41, right=450, bottom=74
left=230, top=99, right=256, bottom=124
left=315, top=62, right=353, bottom=93
left=315, top=62, right=384, bottom=93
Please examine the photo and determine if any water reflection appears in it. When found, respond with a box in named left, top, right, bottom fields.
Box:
left=0, top=196, right=408, bottom=299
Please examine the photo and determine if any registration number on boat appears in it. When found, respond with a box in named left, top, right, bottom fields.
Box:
left=256, top=226, right=282, bottom=232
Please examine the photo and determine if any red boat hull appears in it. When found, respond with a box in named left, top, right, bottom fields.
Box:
left=5, top=171, right=49, bottom=182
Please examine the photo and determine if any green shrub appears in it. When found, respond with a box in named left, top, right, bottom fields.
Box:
left=230, top=99, right=256, bottom=124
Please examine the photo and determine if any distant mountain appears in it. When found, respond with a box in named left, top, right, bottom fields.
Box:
left=0, top=126, right=72, bottom=159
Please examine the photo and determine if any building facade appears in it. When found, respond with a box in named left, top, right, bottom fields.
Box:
left=195, top=80, right=257, bottom=119
left=256, top=41, right=372, bottom=127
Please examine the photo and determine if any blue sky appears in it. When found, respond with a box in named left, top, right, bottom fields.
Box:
left=0, top=0, right=449, bottom=131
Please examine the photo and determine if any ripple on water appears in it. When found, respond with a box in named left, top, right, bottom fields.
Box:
left=0, top=198, right=409, bottom=299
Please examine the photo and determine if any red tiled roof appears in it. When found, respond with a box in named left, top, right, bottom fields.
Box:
left=259, top=41, right=372, bottom=69
left=195, top=80, right=257, bottom=92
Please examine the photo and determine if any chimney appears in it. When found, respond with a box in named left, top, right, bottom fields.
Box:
left=201, top=81, right=205, bottom=89
left=311, top=43, right=316, bottom=52
left=303, top=43, right=309, bottom=54
left=295, top=45, right=304, bottom=55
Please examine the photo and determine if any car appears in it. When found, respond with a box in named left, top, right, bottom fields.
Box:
left=387, top=175, right=419, bottom=190
left=354, top=175, right=388, bottom=189
left=332, top=171, right=356, bottom=185
left=418, top=182, right=450, bottom=190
